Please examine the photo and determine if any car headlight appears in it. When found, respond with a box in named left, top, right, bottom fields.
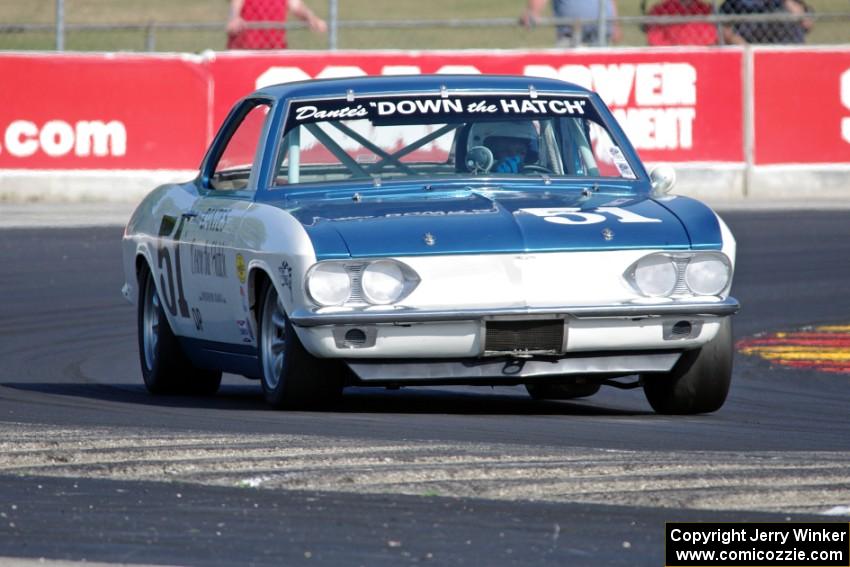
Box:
left=685, top=255, right=731, bottom=296
left=306, top=259, right=420, bottom=306
left=362, top=260, right=406, bottom=305
left=630, top=254, right=678, bottom=297
left=626, top=252, right=732, bottom=298
left=306, top=263, right=351, bottom=306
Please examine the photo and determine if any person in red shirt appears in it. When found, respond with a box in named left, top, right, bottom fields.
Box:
left=645, top=0, right=718, bottom=45
left=227, top=0, right=327, bottom=50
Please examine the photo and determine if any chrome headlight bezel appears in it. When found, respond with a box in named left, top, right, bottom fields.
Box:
left=628, top=254, right=679, bottom=297
left=306, top=259, right=420, bottom=307
left=625, top=252, right=732, bottom=298
left=684, top=254, right=733, bottom=296
left=305, top=262, right=352, bottom=307
left=361, top=260, right=408, bottom=305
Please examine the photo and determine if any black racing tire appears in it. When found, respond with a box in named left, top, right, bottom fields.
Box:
left=137, top=264, right=222, bottom=396
left=257, top=280, right=343, bottom=409
left=642, top=318, right=733, bottom=415
left=525, top=381, right=601, bottom=400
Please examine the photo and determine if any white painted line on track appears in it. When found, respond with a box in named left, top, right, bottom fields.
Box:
left=0, top=559, right=175, bottom=567
left=0, top=203, right=135, bottom=228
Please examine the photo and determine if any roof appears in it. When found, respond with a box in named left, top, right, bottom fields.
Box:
left=255, top=74, right=591, bottom=101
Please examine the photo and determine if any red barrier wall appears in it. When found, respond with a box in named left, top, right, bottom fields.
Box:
left=0, top=53, right=209, bottom=170
left=753, top=48, right=850, bottom=165
left=209, top=49, right=743, bottom=164
left=0, top=48, right=846, bottom=171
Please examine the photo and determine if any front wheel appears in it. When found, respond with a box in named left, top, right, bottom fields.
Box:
left=258, top=281, right=342, bottom=409
left=642, top=318, right=733, bottom=415
left=137, top=264, right=221, bottom=395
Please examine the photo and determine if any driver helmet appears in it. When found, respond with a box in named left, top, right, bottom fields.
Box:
left=468, top=121, right=539, bottom=163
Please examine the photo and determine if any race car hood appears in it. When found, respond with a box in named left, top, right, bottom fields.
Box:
left=276, top=184, right=722, bottom=260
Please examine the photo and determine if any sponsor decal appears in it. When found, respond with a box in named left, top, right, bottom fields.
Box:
left=236, top=254, right=247, bottom=284
left=190, top=240, right=227, bottom=278
left=278, top=260, right=294, bottom=301
left=237, top=319, right=255, bottom=341
left=191, top=307, right=204, bottom=332
left=198, top=291, right=227, bottom=304
left=239, top=285, right=249, bottom=313
left=608, top=146, right=636, bottom=179
left=197, top=208, right=231, bottom=233
left=737, top=325, right=850, bottom=374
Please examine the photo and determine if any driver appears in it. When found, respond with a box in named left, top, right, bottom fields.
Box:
left=468, top=121, right=539, bottom=173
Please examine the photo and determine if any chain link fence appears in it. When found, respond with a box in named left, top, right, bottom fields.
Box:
left=0, top=0, right=848, bottom=51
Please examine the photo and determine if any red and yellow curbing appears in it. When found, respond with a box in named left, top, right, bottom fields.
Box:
left=737, top=325, right=850, bottom=374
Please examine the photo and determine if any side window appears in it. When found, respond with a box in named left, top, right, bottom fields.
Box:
left=559, top=117, right=635, bottom=179
left=210, top=102, right=271, bottom=191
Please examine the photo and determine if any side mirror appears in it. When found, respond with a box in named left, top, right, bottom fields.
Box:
left=650, top=165, right=676, bottom=196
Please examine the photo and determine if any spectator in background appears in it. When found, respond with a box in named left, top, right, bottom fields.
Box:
left=719, top=0, right=813, bottom=44
left=227, top=0, right=327, bottom=49
left=521, top=0, right=622, bottom=47
left=644, top=0, right=718, bottom=45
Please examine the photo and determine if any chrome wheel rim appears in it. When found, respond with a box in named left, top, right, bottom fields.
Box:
left=142, top=276, right=160, bottom=371
left=261, top=286, right=286, bottom=390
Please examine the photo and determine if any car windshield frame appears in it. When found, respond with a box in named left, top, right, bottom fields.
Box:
left=265, top=90, right=646, bottom=193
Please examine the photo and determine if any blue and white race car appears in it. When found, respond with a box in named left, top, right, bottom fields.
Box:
left=121, top=74, right=739, bottom=414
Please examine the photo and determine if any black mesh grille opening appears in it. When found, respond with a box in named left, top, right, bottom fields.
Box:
left=671, top=321, right=693, bottom=337
left=485, top=320, right=564, bottom=353
left=344, top=328, right=368, bottom=346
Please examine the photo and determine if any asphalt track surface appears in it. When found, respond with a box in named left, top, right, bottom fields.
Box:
left=1, top=210, right=850, bottom=566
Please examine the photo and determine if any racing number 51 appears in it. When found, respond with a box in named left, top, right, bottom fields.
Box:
left=157, top=214, right=191, bottom=319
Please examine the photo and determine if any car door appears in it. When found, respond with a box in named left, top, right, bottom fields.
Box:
left=174, top=98, right=275, bottom=345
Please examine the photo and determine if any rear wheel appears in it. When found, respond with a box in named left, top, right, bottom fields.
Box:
left=642, top=318, right=733, bottom=415
left=137, top=264, right=221, bottom=395
left=258, top=281, right=342, bottom=409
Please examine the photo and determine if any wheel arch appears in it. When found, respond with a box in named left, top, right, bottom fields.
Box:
left=133, top=246, right=180, bottom=337
left=248, top=265, right=273, bottom=322
left=134, top=248, right=159, bottom=307
left=247, top=261, right=322, bottom=357
left=135, top=251, right=152, bottom=282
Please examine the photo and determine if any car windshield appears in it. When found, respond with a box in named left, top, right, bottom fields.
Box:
left=274, top=93, right=638, bottom=187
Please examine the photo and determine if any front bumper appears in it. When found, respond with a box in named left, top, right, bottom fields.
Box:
left=289, top=297, right=740, bottom=327
left=292, top=297, right=739, bottom=361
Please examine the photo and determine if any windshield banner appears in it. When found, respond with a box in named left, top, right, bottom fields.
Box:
left=286, top=94, right=602, bottom=130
